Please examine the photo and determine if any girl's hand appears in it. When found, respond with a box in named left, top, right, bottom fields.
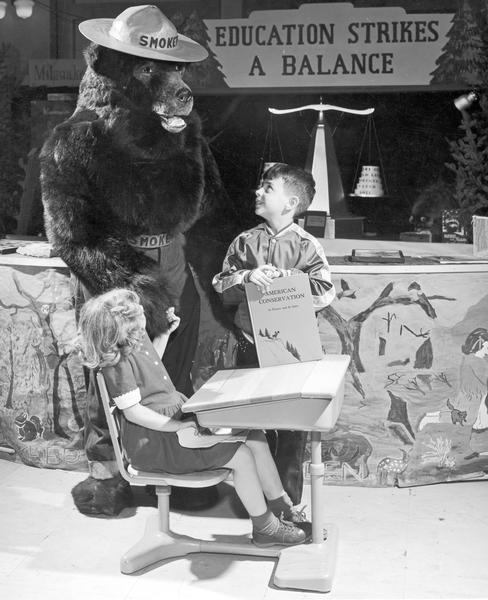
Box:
left=176, top=420, right=198, bottom=431
left=166, top=307, right=181, bottom=333
left=152, top=334, right=168, bottom=357
left=152, top=308, right=180, bottom=356
left=248, top=265, right=280, bottom=292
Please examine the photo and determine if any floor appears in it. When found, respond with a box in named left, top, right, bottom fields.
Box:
left=1, top=458, right=487, bottom=600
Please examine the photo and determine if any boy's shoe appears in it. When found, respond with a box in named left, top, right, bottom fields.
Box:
left=253, top=518, right=306, bottom=547
left=282, top=504, right=308, bottom=523
left=281, top=506, right=313, bottom=541
left=281, top=506, right=328, bottom=542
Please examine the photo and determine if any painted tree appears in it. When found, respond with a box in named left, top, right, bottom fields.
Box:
left=430, top=0, right=488, bottom=86
left=319, top=281, right=456, bottom=399
left=0, top=315, right=16, bottom=409
left=0, top=270, right=83, bottom=438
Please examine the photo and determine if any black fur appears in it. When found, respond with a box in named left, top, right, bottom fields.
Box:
left=71, top=474, right=134, bottom=517
left=41, top=44, right=227, bottom=516
left=409, top=179, right=457, bottom=243
left=40, top=44, right=226, bottom=338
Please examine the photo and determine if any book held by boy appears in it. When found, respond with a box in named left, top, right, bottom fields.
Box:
left=245, top=273, right=323, bottom=368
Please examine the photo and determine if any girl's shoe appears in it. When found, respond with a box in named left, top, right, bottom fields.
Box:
left=253, top=518, right=306, bottom=547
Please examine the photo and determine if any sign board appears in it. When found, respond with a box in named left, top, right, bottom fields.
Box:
left=204, top=3, right=454, bottom=90
left=28, top=59, right=86, bottom=87
left=29, top=1, right=488, bottom=92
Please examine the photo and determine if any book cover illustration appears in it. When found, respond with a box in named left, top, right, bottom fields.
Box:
left=245, top=274, right=323, bottom=367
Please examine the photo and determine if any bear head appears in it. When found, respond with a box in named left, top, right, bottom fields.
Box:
left=78, top=43, right=194, bottom=134
left=408, top=179, right=457, bottom=242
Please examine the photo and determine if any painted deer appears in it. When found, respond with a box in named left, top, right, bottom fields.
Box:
left=376, top=449, right=411, bottom=486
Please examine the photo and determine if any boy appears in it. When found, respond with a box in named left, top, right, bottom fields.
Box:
left=212, top=163, right=335, bottom=504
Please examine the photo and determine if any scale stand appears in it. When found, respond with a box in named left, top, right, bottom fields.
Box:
left=269, top=102, right=374, bottom=239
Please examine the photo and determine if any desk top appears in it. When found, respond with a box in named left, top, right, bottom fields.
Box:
left=183, top=355, right=350, bottom=414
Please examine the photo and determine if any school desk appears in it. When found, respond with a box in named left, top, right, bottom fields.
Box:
left=182, top=354, right=350, bottom=593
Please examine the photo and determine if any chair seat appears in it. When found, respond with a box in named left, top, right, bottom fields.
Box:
left=126, top=464, right=230, bottom=488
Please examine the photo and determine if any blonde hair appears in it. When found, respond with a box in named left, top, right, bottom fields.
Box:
left=75, top=289, right=145, bottom=369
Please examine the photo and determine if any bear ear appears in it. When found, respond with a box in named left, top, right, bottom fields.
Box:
left=84, top=43, right=127, bottom=80
left=83, top=43, right=103, bottom=72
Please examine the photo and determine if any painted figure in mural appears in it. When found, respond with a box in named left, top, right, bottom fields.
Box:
left=75, top=288, right=310, bottom=547
left=459, top=328, right=488, bottom=460
left=212, top=163, right=336, bottom=503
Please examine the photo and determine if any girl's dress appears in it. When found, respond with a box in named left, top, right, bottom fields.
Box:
left=102, top=333, right=243, bottom=473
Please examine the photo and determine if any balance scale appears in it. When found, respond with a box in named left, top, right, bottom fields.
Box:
left=268, top=102, right=375, bottom=239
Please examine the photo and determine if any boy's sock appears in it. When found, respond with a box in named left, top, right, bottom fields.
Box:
left=250, top=509, right=279, bottom=535
left=268, top=491, right=293, bottom=518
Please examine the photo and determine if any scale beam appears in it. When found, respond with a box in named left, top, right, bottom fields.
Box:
left=267, top=102, right=374, bottom=235
left=269, top=104, right=374, bottom=116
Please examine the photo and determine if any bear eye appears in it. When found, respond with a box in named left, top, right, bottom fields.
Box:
left=141, top=65, right=153, bottom=74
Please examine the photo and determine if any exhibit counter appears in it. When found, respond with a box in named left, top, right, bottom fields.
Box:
left=1, top=241, right=487, bottom=487
left=317, top=238, right=488, bottom=487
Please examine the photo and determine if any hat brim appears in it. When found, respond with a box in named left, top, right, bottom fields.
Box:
left=79, top=18, right=208, bottom=63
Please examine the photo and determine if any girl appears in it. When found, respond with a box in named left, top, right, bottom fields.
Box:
left=76, top=288, right=308, bottom=547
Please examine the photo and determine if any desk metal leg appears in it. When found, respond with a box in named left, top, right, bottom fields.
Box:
left=310, top=430, right=324, bottom=543
left=273, top=430, right=339, bottom=593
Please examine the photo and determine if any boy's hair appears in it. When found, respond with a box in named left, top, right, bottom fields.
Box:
left=75, top=288, right=145, bottom=369
left=262, top=162, right=316, bottom=216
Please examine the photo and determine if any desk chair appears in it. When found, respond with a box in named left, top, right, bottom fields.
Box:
left=95, top=372, right=281, bottom=575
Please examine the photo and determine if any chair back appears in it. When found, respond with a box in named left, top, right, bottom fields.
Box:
left=96, top=371, right=133, bottom=484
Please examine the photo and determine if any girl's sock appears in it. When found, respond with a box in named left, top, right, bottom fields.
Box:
left=268, top=491, right=293, bottom=517
left=250, top=509, right=279, bottom=535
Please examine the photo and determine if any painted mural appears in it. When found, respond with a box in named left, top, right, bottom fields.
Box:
left=2, top=262, right=488, bottom=490
left=316, top=271, right=488, bottom=487
left=0, top=262, right=238, bottom=471
left=0, top=265, right=87, bottom=470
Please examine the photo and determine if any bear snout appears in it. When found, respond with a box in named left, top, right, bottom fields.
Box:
left=151, top=74, right=194, bottom=119
left=176, top=87, right=193, bottom=105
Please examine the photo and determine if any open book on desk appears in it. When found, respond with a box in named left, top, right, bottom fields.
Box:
left=177, top=426, right=248, bottom=449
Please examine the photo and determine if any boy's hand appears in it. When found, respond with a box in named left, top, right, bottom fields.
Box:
left=248, top=265, right=279, bottom=292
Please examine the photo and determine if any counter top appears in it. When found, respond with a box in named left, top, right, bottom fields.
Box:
left=318, top=238, right=488, bottom=273
left=322, top=238, right=475, bottom=258
left=0, top=254, right=66, bottom=269
left=1, top=238, right=486, bottom=273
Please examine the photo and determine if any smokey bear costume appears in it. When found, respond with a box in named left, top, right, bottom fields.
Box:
left=40, top=6, right=228, bottom=515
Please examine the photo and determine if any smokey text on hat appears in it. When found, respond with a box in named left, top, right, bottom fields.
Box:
left=139, top=34, right=179, bottom=50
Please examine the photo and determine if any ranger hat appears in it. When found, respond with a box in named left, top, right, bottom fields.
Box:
left=79, top=4, right=208, bottom=62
